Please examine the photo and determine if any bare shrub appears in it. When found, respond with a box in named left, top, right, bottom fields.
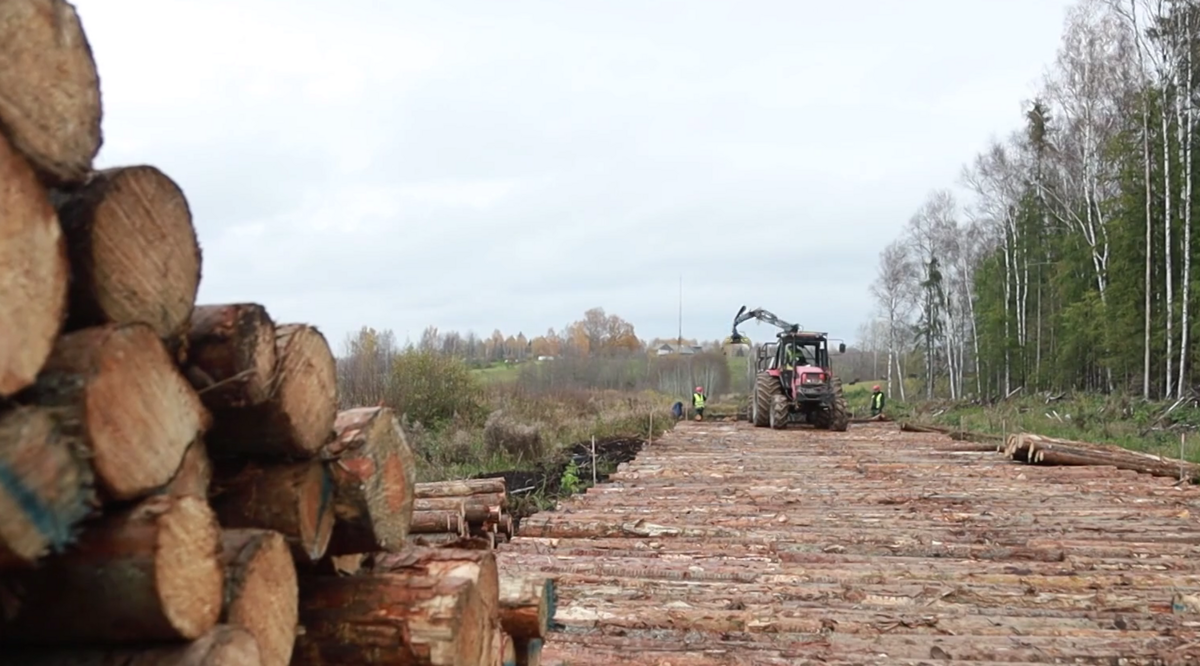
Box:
left=483, top=409, right=546, bottom=461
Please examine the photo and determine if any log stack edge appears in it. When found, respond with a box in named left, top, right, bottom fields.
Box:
left=0, top=2, right=554, bottom=664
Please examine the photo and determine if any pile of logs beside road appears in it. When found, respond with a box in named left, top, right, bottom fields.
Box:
left=0, top=1, right=553, bottom=664
left=409, top=478, right=516, bottom=548
left=900, top=422, right=1200, bottom=482
left=1004, top=432, right=1200, bottom=482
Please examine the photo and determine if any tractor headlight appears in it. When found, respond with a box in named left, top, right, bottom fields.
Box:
left=801, top=372, right=825, bottom=385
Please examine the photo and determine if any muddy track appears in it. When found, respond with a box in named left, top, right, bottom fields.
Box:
left=496, top=421, right=1200, bottom=665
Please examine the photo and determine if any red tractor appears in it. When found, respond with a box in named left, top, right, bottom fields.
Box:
left=729, top=306, right=850, bottom=431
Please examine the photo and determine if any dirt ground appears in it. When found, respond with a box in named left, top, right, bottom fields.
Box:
left=497, top=420, right=1200, bottom=665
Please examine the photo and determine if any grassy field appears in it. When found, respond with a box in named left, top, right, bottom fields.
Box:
left=471, top=362, right=522, bottom=383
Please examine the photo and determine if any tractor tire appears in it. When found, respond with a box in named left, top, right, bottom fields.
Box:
left=811, top=407, right=832, bottom=430
left=829, top=377, right=850, bottom=432
left=769, top=394, right=789, bottom=430
left=752, top=372, right=775, bottom=428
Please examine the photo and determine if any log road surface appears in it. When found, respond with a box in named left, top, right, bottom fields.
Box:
left=497, top=421, right=1200, bottom=665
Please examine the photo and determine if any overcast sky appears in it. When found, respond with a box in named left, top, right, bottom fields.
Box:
left=75, top=0, right=1075, bottom=353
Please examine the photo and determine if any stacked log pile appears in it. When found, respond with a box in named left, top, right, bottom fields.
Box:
left=1004, top=432, right=1200, bottom=481
left=0, top=2, right=551, bottom=664
left=408, top=478, right=516, bottom=548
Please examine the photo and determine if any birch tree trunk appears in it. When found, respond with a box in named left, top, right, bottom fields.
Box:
left=1178, top=23, right=1193, bottom=398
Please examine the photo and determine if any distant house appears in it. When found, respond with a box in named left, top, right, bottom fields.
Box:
left=655, top=343, right=702, bottom=356
left=536, top=355, right=556, bottom=361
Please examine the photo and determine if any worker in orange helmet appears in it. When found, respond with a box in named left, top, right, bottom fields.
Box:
left=692, top=386, right=706, bottom=421
left=870, top=384, right=886, bottom=418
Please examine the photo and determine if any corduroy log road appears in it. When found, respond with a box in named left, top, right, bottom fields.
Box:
left=496, top=421, right=1200, bottom=665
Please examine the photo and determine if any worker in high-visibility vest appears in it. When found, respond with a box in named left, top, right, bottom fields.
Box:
left=692, top=386, right=706, bottom=421
left=871, top=385, right=886, bottom=417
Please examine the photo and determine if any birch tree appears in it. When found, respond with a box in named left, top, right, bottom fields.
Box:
left=871, top=239, right=917, bottom=401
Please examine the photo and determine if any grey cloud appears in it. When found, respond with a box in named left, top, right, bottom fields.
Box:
left=76, top=0, right=1078, bottom=350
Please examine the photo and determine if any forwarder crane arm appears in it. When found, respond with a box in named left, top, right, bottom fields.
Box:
left=729, top=305, right=800, bottom=344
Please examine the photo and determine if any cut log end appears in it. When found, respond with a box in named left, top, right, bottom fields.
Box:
left=324, top=406, right=417, bottom=555
left=219, top=529, right=298, bottom=666
left=0, top=132, right=68, bottom=397
left=370, top=545, right=500, bottom=628
left=275, top=324, right=337, bottom=454
left=156, top=496, right=226, bottom=641
left=33, top=323, right=208, bottom=500
left=56, top=166, right=200, bottom=340
left=295, top=572, right=490, bottom=666
left=206, top=324, right=336, bottom=459
left=185, top=303, right=277, bottom=409
left=0, top=0, right=102, bottom=185
left=210, top=460, right=335, bottom=563
left=0, top=494, right=223, bottom=644
left=0, top=405, right=94, bottom=566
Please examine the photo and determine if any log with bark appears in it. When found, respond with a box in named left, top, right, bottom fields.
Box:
left=415, top=495, right=503, bottom=525
left=218, top=529, right=297, bottom=666
left=900, top=422, right=1003, bottom=447
left=209, top=459, right=335, bottom=563
left=0, top=405, right=93, bottom=567
left=1022, top=433, right=1200, bottom=481
left=184, top=304, right=277, bottom=410
left=898, top=422, right=948, bottom=434
left=368, top=545, right=500, bottom=629
left=0, top=131, right=69, bottom=398
left=406, top=534, right=493, bottom=550
left=415, top=478, right=507, bottom=498
left=497, top=574, right=555, bottom=641
left=0, top=0, right=102, bottom=186
left=22, top=323, right=209, bottom=501
left=53, top=167, right=201, bottom=348
left=205, top=324, right=337, bottom=459
left=0, top=495, right=223, bottom=645
left=0, top=625, right=262, bottom=666
left=321, top=406, right=416, bottom=555
left=409, top=506, right=467, bottom=537
left=293, top=571, right=491, bottom=666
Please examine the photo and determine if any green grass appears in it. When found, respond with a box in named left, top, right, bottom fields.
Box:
left=910, top=394, right=1200, bottom=463
left=470, top=362, right=522, bottom=384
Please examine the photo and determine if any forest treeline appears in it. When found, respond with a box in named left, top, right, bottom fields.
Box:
left=868, top=0, right=1200, bottom=402
left=334, top=307, right=751, bottom=423
left=336, top=302, right=891, bottom=419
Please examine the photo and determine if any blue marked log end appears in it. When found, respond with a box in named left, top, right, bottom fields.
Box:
left=0, top=458, right=93, bottom=557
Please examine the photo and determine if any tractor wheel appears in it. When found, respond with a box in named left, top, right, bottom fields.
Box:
left=811, top=405, right=832, bottom=429
left=829, top=377, right=850, bottom=432
left=769, top=394, right=789, bottom=430
left=752, top=372, right=775, bottom=428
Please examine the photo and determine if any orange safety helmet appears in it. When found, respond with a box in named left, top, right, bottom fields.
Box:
left=873, top=385, right=881, bottom=392
left=695, top=386, right=704, bottom=392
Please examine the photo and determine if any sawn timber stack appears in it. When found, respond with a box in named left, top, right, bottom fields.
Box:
left=496, top=421, right=1200, bottom=665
